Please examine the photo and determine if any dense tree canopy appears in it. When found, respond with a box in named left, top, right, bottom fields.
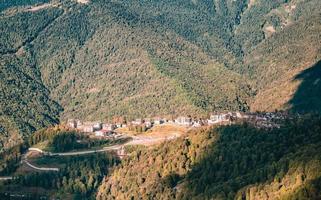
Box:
left=0, top=0, right=320, bottom=149
left=10, top=154, right=119, bottom=199
left=97, top=115, right=321, bottom=200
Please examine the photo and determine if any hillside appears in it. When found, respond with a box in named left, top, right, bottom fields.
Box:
left=32, top=0, right=254, bottom=120
left=0, top=54, right=61, bottom=150
left=97, top=115, right=321, bottom=200
left=0, top=6, right=63, bottom=150
left=0, top=0, right=321, bottom=149
left=247, top=13, right=321, bottom=112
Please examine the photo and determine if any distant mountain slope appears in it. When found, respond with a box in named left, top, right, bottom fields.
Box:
left=0, top=0, right=320, bottom=148
left=29, top=0, right=253, bottom=120
left=248, top=13, right=321, bottom=112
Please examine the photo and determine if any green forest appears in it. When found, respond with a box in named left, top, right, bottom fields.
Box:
left=0, top=114, right=321, bottom=199
left=97, top=114, right=321, bottom=200
left=0, top=0, right=321, bottom=198
left=0, top=143, right=26, bottom=176
left=2, top=154, right=119, bottom=199
left=0, top=0, right=321, bottom=150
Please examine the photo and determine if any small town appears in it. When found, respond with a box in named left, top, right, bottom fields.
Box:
left=67, top=111, right=288, bottom=138
left=1, top=0, right=320, bottom=199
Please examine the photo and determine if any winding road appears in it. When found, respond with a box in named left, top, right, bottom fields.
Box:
left=0, top=176, right=13, bottom=181
left=23, top=159, right=59, bottom=172
left=22, top=133, right=180, bottom=172
left=24, top=144, right=124, bottom=172
left=50, top=144, right=123, bottom=156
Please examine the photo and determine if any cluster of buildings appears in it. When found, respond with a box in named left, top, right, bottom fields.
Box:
left=129, top=116, right=205, bottom=129
left=67, top=120, right=122, bottom=137
left=247, top=112, right=287, bottom=129
left=67, top=111, right=287, bottom=136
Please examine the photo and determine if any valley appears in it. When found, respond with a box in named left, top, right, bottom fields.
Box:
left=1, top=0, right=321, bottom=199
left=1, top=0, right=320, bottom=150
left=0, top=110, right=310, bottom=199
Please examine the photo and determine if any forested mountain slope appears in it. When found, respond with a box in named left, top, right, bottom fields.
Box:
left=247, top=13, right=321, bottom=112
left=0, top=6, right=63, bottom=150
left=97, top=115, right=321, bottom=200
left=0, top=53, right=61, bottom=150
left=0, top=0, right=320, bottom=149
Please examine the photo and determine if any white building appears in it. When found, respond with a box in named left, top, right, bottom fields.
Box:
left=153, top=117, right=164, bottom=125
left=103, top=123, right=116, bottom=131
left=67, top=119, right=77, bottom=129
left=145, top=121, right=152, bottom=128
left=192, top=121, right=202, bottom=127
left=76, top=120, right=82, bottom=127
left=95, top=130, right=105, bottom=137
left=94, top=129, right=111, bottom=137
left=235, top=112, right=243, bottom=119
left=83, top=125, right=94, bottom=133
left=208, top=113, right=230, bottom=125
left=116, top=123, right=122, bottom=128
left=132, top=119, right=143, bottom=125
left=93, top=122, right=102, bottom=130
left=175, top=116, right=192, bottom=126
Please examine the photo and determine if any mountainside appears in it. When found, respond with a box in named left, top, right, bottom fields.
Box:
left=0, top=53, right=61, bottom=150
left=0, top=6, right=63, bottom=150
left=0, top=0, right=321, bottom=149
left=97, top=115, right=321, bottom=200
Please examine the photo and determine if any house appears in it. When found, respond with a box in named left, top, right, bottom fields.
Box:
left=93, top=122, right=102, bottom=130
left=132, top=118, right=143, bottom=125
left=144, top=121, right=152, bottom=128
left=76, top=120, right=83, bottom=127
left=102, top=123, right=116, bottom=131
left=67, top=119, right=77, bottom=129
left=83, top=125, right=94, bottom=133
left=234, top=112, right=243, bottom=119
left=153, top=117, right=164, bottom=125
left=175, top=116, right=192, bottom=126
left=116, top=123, right=122, bottom=128
left=192, top=121, right=202, bottom=127
left=208, top=113, right=230, bottom=124
left=142, top=118, right=151, bottom=127
left=241, top=113, right=250, bottom=119
left=256, top=116, right=267, bottom=121
left=94, top=129, right=109, bottom=137
left=227, top=112, right=242, bottom=121
left=95, top=131, right=104, bottom=137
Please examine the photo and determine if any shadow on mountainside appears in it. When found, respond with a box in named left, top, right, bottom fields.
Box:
left=288, top=60, right=321, bottom=114
left=162, top=117, right=321, bottom=199
left=96, top=112, right=321, bottom=199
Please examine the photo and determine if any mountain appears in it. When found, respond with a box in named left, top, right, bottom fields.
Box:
left=97, top=115, right=321, bottom=200
left=0, top=0, right=320, bottom=149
